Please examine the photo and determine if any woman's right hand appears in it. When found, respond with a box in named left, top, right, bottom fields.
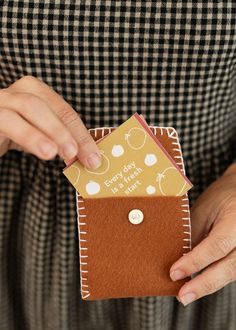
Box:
left=0, top=76, right=101, bottom=169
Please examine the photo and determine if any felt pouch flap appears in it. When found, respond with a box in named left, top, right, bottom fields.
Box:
left=77, top=194, right=191, bottom=300
left=76, top=125, right=191, bottom=300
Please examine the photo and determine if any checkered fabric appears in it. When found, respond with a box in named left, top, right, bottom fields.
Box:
left=0, top=1, right=236, bottom=329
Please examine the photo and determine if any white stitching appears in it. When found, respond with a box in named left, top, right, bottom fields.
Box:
left=181, top=192, right=191, bottom=251
left=82, top=293, right=91, bottom=299
left=167, top=128, right=176, bottom=138
left=76, top=127, right=108, bottom=300
left=149, top=125, right=191, bottom=255
left=76, top=192, right=91, bottom=300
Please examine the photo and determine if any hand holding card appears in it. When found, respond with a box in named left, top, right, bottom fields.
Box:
left=63, top=113, right=193, bottom=197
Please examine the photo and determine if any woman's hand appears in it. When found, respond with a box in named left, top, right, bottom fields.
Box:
left=169, top=162, right=236, bottom=305
left=0, top=75, right=101, bottom=168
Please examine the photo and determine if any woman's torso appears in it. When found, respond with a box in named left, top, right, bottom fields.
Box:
left=0, top=2, right=236, bottom=330
left=0, top=2, right=236, bottom=201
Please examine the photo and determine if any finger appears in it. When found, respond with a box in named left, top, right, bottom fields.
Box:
left=0, top=135, right=11, bottom=157
left=177, top=251, right=236, bottom=306
left=54, top=105, right=101, bottom=168
left=222, top=162, right=236, bottom=177
left=0, top=107, right=58, bottom=160
left=190, top=189, right=221, bottom=248
left=63, top=155, right=77, bottom=166
left=9, top=76, right=102, bottom=169
left=0, top=132, right=24, bottom=154
left=169, top=217, right=236, bottom=281
left=0, top=90, right=78, bottom=160
left=190, top=203, right=210, bottom=248
left=46, top=98, right=101, bottom=169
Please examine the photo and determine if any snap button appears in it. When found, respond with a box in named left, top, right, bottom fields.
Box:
left=128, top=209, right=144, bottom=225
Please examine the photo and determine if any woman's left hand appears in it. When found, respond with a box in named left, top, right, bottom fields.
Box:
left=169, top=162, right=236, bottom=306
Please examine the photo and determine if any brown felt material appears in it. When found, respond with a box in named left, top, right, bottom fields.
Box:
left=77, top=126, right=191, bottom=300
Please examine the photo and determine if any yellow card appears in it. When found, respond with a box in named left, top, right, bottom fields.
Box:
left=63, top=113, right=193, bottom=197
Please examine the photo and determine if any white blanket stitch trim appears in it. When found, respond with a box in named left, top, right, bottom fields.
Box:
left=76, top=192, right=91, bottom=299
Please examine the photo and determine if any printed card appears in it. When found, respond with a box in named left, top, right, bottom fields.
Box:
left=63, top=113, right=193, bottom=198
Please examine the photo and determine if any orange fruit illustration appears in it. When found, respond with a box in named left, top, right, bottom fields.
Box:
left=125, top=127, right=147, bottom=150
left=156, top=167, right=186, bottom=196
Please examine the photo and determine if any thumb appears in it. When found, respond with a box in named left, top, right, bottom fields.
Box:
left=190, top=203, right=211, bottom=248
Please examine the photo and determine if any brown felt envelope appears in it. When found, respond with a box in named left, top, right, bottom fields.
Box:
left=76, top=126, right=192, bottom=300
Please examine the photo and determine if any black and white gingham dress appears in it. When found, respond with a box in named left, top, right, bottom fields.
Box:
left=0, top=1, right=236, bottom=330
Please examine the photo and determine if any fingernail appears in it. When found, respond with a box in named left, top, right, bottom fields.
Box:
left=179, top=292, right=197, bottom=306
left=170, top=269, right=186, bottom=281
left=63, top=142, right=78, bottom=159
left=86, top=152, right=101, bottom=169
left=39, top=141, right=57, bottom=158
